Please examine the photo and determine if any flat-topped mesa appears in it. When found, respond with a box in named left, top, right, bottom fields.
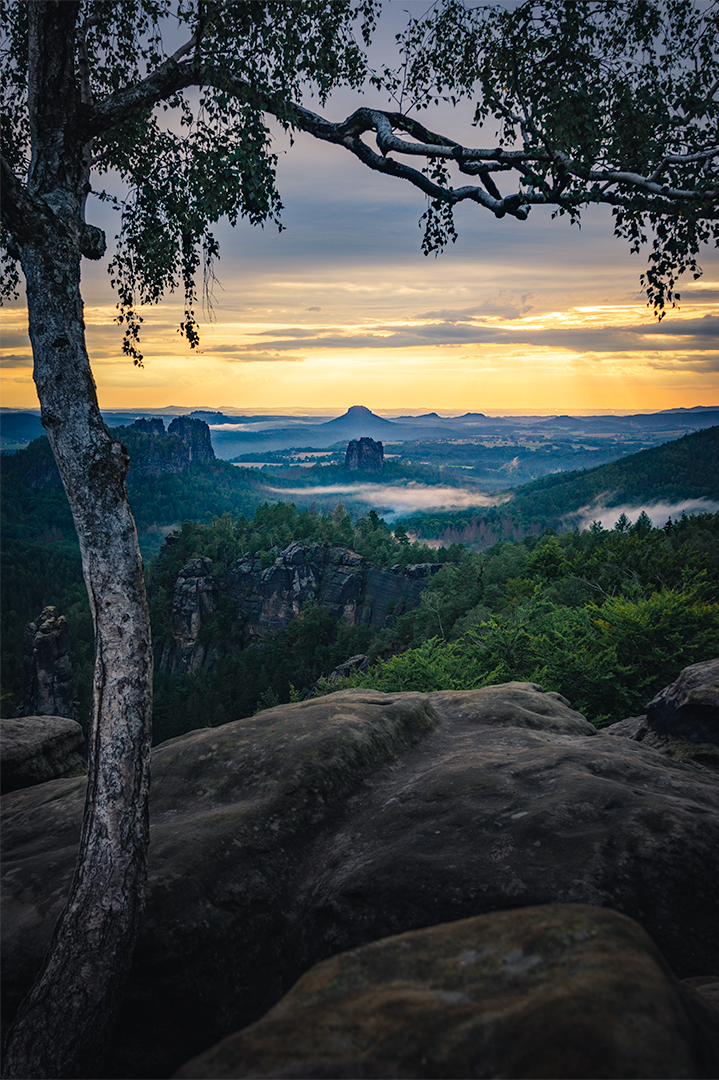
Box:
left=345, top=437, right=384, bottom=471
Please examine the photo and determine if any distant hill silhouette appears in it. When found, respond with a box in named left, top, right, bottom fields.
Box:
left=316, top=405, right=397, bottom=439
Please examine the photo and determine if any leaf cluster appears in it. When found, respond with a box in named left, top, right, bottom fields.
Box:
left=382, top=0, right=719, bottom=311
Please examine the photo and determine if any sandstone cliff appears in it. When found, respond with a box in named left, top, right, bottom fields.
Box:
left=22, top=416, right=216, bottom=490
left=116, top=415, right=215, bottom=477
left=157, top=541, right=442, bottom=673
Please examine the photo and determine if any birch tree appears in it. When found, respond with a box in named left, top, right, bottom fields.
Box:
left=1, top=1, right=716, bottom=1076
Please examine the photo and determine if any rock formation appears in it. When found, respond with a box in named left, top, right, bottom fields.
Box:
left=157, top=542, right=442, bottom=669
left=176, top=904, right=719, bottom=1080
left=21, top=416, right=216, bottom=490
left=313, top=653, right=369, bottom=691
left=0, top=715, right=86, bottom=793
left=167, top=415, right=215, bottom=465
left=3, top=681, right=718, bottom=1078
left=22, top=606, right=73, bottom=719
left=606, top=657, right=719, bottom=769
left=229, top=542, right=438, bottom=642
left=128, top=416, right=166, bottom=437
left=115, top=415, right=216, bottom=477
left=345, top=436, right=384, bottom=471
left=158, top=557, right=218, bottom=675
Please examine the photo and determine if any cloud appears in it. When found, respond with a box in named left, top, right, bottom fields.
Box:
left=209, top=348, right=307, bottom=362
left=570, top=498, right=719, bottom=532
left=417, top=291, right=538, bottom=321
left=0, top=353, right=33, bottom=367
left=638, top=314, right=719, bottom=339
left=266, top=483, right=509, bottom=518
left=212, top=317, right=719, bottom=358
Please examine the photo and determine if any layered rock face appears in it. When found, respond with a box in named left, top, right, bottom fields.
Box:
left=177, top=904, right=719, bottom=1080
left=0, top=715, right=86, bottom=793
left=3, top=682, right=718, bottom=1078
left=158, top=557, right=218, bottom=676
left=21, top=416, right=216, bottom=490
left=158, top=542, right=442, bottom=669
left=22, top=606, right=73, bottom=718
left=345, top=436, right=384, bottom=471
left=230, top=542, right=439, bottom=641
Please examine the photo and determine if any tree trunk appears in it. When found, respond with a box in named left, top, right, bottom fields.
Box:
left=1, top=9, right=153, bottom=1076
left=2, top=244, right=153, bottom=1080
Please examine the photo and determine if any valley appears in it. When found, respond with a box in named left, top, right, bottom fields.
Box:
left=2, top=407, right=718, bottom=737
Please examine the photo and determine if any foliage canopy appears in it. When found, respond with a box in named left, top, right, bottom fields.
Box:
left=2, top=0, right=717, bottom=361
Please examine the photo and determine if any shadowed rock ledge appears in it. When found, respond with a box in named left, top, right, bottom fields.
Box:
left=2, top=682, right=718, bottom=1078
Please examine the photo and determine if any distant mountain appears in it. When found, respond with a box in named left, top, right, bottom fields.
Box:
left=0, top=412, right=45, bottom=448
left=6, top=403, right=719, bottom=458
left=315, top=405, right=398, bottom=439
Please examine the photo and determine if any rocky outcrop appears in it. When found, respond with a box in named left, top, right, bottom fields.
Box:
left=314, top=653, right=369, bottom=691
left=606, top=658, right=719, bottom=769
left=22, top=606, right=73, bottom=719
left=128, top=416, right=166, bottom=437
left=345, top=436, right=384, bottom=471
left=176, top=904, right=719, bottom=1080
left=20, top=417, right=216, bottom=491
left=231, top=544, right=441, bottom=643
left=167, top=416, right=215, bottom=465
left=647, top=657, right=719, bottom=741
left=3, top=683, right=719, bottom=1078
left=220, top=542, right=439, bottom=649
left=157, top=543, right=443, bottom=677
left=0, top=715, right=86, bottom=793
left=115, top=416, right=215, bottom=477
left=158, top=557, right=218, bottom=675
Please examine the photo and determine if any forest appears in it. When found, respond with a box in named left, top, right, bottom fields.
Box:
left=3, top=424, right=719, bottom=735
left=401, top=425, right=719, bottom=543
left=147, top=507, right=719, bottom=737
left=4, top=461, right=718, bottom=739
left=3, top=426, right=718, bottom=735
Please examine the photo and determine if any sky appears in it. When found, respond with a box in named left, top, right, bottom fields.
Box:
left=2, top=3, right=718, bottom=416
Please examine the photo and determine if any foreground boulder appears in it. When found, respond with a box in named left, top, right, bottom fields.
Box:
left=176, top=904, right=719, bottom=1080
left=0, top=715, right=85, bottom=793
left=606, top=658, right=719, bottom=769
left=2, top=684, right=719, bottom=1078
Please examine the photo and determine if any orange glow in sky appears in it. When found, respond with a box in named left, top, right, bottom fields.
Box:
left=2, top=124, right=718, bottom=415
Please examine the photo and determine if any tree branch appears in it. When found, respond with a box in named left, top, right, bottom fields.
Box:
left=0, top=154, right=55, bottom=244
left=78, top=60, right=717, bottom=217
left=1, top=154, right=105, bottom=258
left=80, top=54, right=197, bottom=138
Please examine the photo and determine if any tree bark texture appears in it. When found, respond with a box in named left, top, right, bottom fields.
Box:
left=2, top=4, right=153, bottom=1077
